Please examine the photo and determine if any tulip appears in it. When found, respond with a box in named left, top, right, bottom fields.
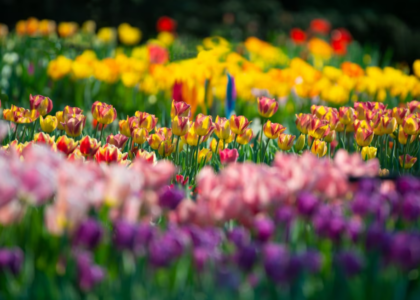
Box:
left=156, top=127, right=172, bottom=139
left=311, top=139, right=327, bottom=157
left=354, top=102, right=369, bottom=120
left=210, top=138, right=225, bottom=153
left=29, top=94, right=53, bottom=116
left=278, top=134, right=296, bottom=151
left=338, top=107, right=356, bottom=126
left=199, top=124, right=215, bottom=143
left=62, top=115, right=85, bottom=137
left=16, top=109, right=39, bottom=124
left=194, top=114, right=213, bottom=136
left=119, top=117, right=132, bottom=137
left=402, top=116, right=419, bottom=135
left=382, top=116, right=397, bottom=134
left=197, top=148, right=212, bottom=164
left=263, top=121, right=286, bottom=139
left=63, top=106, right=83, bottom=121
left=34, top=132, right=55, bottom=146
left=185, top=126, right=199, bottom=146
left=135, top=149, right=156, bottom=164
left=355, top=127, right=374, bottom=147
left=324, top=130, right=336, bottom=143
left=294, top=134, right=306, bottom=151
left=135, top=111, right=158, bottom=132
left=159, top=186, right=184, bottom=210
left=311, top=105, right=329, bottom=119
left=170, top=100, right=191, bottom=118
left=56, top=111, right=65, bottom=130
left=68, top=147, right=85, bottom=162
left=3, top=107, right=18, bottom=122
left=214, top=116, right=231, bottom=141
left=91, top=101, right=117, bottom=125
left=73, top=219, right=103, bottom=249
left=398, top=127, right=412, bottom=145
left=295, top=113, right=312, bottom=134
left=361, top=147, right=377, bottom=160
left=297, top=192, right=319, bottom=218
left=237, top=128, right=253, bottom=145
left=335, top=121, right=345, bottom=132
left=158, top=140, right=175, bottom=158
left=392, top=107, right=409, bottom=125
left=322, top=109, right=339, bottom=130
left=399, top=154, right=417, bottom=169
left=254, top=217, right=275, bottom=242
left=148, top=133, right=165, bottom=150
left=408, top=101, right=420, bottom=114
left=132, top=128, right=149, bottom=145
left=106, top=134, right=128, bottom=149
left=220, top=148, right=239, bottom=165
left=95, top=144, right=127, bottom=163
left=308, top=117, right=330, bottom=139
left=230, top=115, right=251, bottom=135
left=40, top=115, right=57, bottom=133
left=56, top=135, right=78, bottom=156
left=257, top=96, right=278, bottom=118
left=80, top=136, right=101, bottom=157
left=172, top=116, right=189, bottom=136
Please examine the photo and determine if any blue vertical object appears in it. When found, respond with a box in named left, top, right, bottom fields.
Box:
left=225, top=73, right=236, bottom=118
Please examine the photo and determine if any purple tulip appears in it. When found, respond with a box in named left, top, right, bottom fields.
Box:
left=297, top=192, right=319, bottom=218
left=193, top=247, right=210, bottom=271
left=357, top=178, right=378, bottom=193
left=134, top=222, right=156, bottom=253
left=347, top=218, right=364, bottom=242
left=263, top=243, right=290, bottom=282
left=76, top=252, right=105, bottom=291
left=326, top=215, right=347, bottom=242
left=158, top=186, right=184, bottom=210
left=335, top=251, right=364, bottom=276
left=149, top=233, right=184, bottom=268
left=390, top=233, right=420, bottom=270
left=401, top=193, right=420, bottom=221
left=228, top=227, right=250, bottom=248
left=301, top=250, right=322, bottom=273
left=351, top=192, right=371, bottom=216
left=74, top=218, right=103, bottom=249
left=236, top=243, right=258, bottom=271
left=0, top=248, right=23, bottom=275
left=365, top=224, right=391, bottom=253
left=254, top=217, right=275, bottom=243
left=396, top=176, right=420, bottom=195
left=113, top=220, right=136, bottom=250
left=274, top=205, right=295, bottom=225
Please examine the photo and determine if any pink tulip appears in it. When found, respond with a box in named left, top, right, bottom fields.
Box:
left=219, top=149, right=239, bottom=165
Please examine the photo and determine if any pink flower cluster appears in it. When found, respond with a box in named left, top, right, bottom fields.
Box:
left=170, top=150, right=379, bottom=227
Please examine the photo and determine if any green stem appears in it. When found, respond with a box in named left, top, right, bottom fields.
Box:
left=175, top=137, right=180, bottom=165
left=262, top=138, right=270, bottom=163
left=12, top=123, right=19, bottom=141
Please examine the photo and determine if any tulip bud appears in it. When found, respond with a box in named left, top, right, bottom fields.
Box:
left=308, top=117, right=330, bottom=140
left=382, top=116, right=397, bottom=135
left=355, top=128, right=374, bottom=147
left=62, top=115, right=85, bottom=137
left=197, top=148, right=212, bottom=164
left=324, top=130, right=336, bottom=143
left=148, top=133, right=165, bottom=150
left=339, top=107, right=356, bottom=125
left=263, top=121, right=286, bottom=139
left=402, top=116, right=419, bottom=135
left=95, top=144, right=128, bottom=163
left=68, top=147, right=85, bottom=162
left=34, top=132, right=56, bottom=146
left=278, top=134, right=296, bottom=151
left=194, top=114, right=213, bottom=136
left=158, top=140, right=175, bottom=158
left=119, top=117, right=132, bottom=137
left=91, top=101, right=117, bottom=125
left=220, top=148, right=239, bottom=165
left=311, top=139, right=327, bottom=157
left=210, top=138, right=225, bottom=153
left=257, top=96, right=278, bottom=118
left=132, top=127, right=149, bottom=145
left=56, top=135, right=78, bottom=156
left=80, top=136, right=101, bottom=157
left=237, top=128, right=253, bottom=145
left=156, top=127, right=172, bottom=140
left=230, top=115, right=251, bottom=135
left=361, top=147, right=377, bottom=160
left=63, top=106, right=83, bottom=121
left=135, top=111, right=158, bottom=132
left=295, top=113, right=312, bottom=134
left=40, top=115, right=58, bottom=133
left=214, top=116, right=231, bottom=140
left=136, top=149, right=156, bottom=164
left=335, top=121, right=345, bottom=132
left=185, top=125, right=199, bottom=146
left=294, top=134, right=305, bottom=151
left=29, top=94, right=53, bottom=116
left=392, top=107, right=408, bottom=125
left=170, top=100, right=191, bottom=119
left=172, top=116, right=190, bottom=136
left=56, top=111, right=65, bottom=130
left=106, top=134, right=128, bottom=149
left=399, top=154, right=417, bottom=169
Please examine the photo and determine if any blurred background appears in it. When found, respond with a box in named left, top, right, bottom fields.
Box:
left=1, top=0, right=420, bottom=65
